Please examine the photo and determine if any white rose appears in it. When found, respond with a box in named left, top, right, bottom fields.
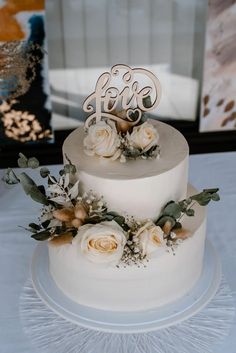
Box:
left=136, top=221, right=165, bottom=257
left=73, top=221, right=127, bottom=265
left=84, top=120, right=121, bottom=160
left=128, top=122, right=159, bottom=151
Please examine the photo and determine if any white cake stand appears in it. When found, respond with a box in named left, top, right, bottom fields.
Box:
left=31, top=240, right=221, bottom=333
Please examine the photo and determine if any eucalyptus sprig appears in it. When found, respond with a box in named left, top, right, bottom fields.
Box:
left=156, top=188, right=220, bottom=235
left=2, top=153, right=129, bottom=240
left=2, top=153, right=84, bottom=240
left=3, top=153, right=48, bottom=205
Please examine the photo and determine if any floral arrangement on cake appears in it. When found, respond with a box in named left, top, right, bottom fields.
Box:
left=3, top=153, right=220, bottom=266
left=84, top=114, right=160, bottom=163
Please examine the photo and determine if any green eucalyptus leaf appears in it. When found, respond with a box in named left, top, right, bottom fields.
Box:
left=122, top=147, right=141, bottom=159
left=40, top=167, right=50, bottom=178
left=185, top=198, right=192, bottom=205
left=71, top=228, right=78, bottom=237
left=8, top=169, right=19, bottom=183
left=18, top=172, right=36, bottom=191
left=190, top=192, right=212, bottom=206
left=38, top=185, right=46, bottom=195
left=17, top=153, right=28, bottom=168
left=163, top=200, right=174, bottom=208
left=203, top=188, right=219, bottom=194
left=28, top=186, right=49, bottom=205
left=31, top=230, right=51, bottom=241
left=54, top=225, right=65, bottom=234
left=190, top=188, right=220, bottom=206
left=178, top=201, right=187, bottom=212
left=64, top=164, right=76, bottom=174
left=211, top=193, right=220, bottom=201
left=2, top=168, right=19, bottom=184
left=19, top=152, right=28, bottom=160
left=172, top=221, right=182, bottom=230
left=18, top=173, right=49, bottom=205
left=17, top=157, right=28, bottom=168
left=186, top=208, right=195, bottom=216
left=162, top=202, right=182, bottom=219
left=29, top=223, right=41, bottom=231
left=41, top=220, right=50, bottom=229
left=28, top=157, right=39, bottom=169
left=113, top=215, right=125, bottom=227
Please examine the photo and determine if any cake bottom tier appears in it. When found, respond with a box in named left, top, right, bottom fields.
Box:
left=48, top=186, right=206, bottom=312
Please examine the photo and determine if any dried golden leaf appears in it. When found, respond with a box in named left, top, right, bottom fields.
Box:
left=216, top=98, right=224, bottom=106
left=50, top=233, right=73, bottom=246
left=224, top=100, right=234, bottom=112
left=203, top=95, right=209, bottom=105
left=221, top=112, right=236, bottom=127
left=53, top=208, right=75, bottom=222
left=174, top=228, right=191, bottom=240
left=203, top=108, right=210, bottom=117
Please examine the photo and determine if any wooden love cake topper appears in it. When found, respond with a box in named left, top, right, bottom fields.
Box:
left=83, top=64, right=161, bottom=128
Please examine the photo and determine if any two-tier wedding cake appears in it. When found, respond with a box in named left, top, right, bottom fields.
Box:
left=48, top=65, right=217, bottom=311
left=4, top=65, right=219, bottom=313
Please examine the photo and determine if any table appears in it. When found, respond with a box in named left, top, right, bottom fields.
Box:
left=0, top=151, right=236, bottom=353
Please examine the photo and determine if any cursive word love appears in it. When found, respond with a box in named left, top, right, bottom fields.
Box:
left=83, top=64, right=161, bottom=128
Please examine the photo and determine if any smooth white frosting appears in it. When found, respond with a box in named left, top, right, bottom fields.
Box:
left=49, top=185, right=206, bottom=312
left=63, top=120, right=189, bottom=219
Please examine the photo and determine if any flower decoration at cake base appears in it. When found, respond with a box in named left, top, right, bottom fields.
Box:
left=136, top=221, right=166, bottom=257
left=74, top=221, right=127, bottom=265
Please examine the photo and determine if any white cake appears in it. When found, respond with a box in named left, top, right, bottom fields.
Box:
left=48, top=120, right=207, bottom=312
left=62, top=120, right=188, bottom=220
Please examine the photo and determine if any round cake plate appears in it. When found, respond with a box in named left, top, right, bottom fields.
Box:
left=31, top=240, right=221, bottom=333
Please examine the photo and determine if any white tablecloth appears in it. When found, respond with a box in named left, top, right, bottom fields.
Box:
left=0, top=152, right=236, bottom=353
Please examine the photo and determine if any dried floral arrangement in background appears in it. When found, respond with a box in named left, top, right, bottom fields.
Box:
left=0, top=41, right=44, bottom=100
left=202, top=94, right=236, bottom=128
left=0, top=1, right=53, bottom=146
left=200, top=1, right=236, bottom=131
left=0, top=100, right=52, bottom=142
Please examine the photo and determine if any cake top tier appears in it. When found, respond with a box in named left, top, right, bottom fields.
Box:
left=63, top=119, right=189, bottom=180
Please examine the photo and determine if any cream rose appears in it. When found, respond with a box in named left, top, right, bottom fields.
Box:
left=128, top=122, right=159, bottom=151
left=136, top=221, right=165, bottom=257
left=84, top=120, right=121, bottom=160
left=73, top=221, right=126, bottom=265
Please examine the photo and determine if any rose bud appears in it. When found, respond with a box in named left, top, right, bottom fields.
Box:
left=174, top=228, right=191, bottom=240
left=116, top=119, right=132, bottom=133
left=71, top=218, right=82, bottom=228
left=50, top=232, right=73, bottom=246
left=74, top=204, right=87, bottom=221
left=112, top=109, right=132, bottom=133
left=162, top=220, right=173, bottom=235
left=53, top=208, right=74, bottom=222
